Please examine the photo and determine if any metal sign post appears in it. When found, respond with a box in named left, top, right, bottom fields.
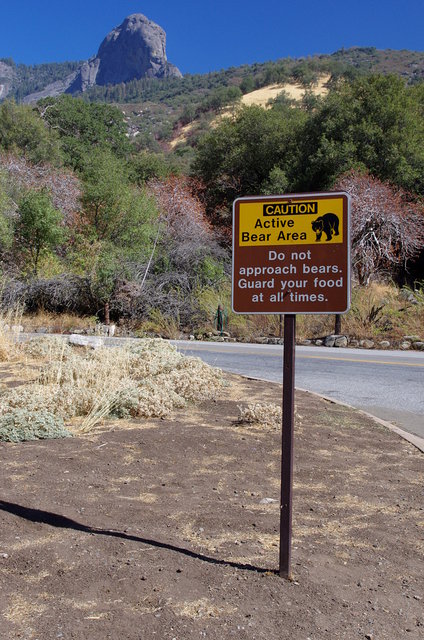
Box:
left=280, top=314, right=296, bottom=578
left=232, top=192, right=351, bottom=579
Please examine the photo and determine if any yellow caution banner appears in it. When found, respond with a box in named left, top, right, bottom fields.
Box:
left=239, top=197, right=344, bottom=246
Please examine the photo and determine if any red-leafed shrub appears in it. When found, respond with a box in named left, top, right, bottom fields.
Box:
left=148, top=175, right=213, bottom=241
left=0, top=153, right=81, bottom=224
left=334, top=169, right=424, bottom=285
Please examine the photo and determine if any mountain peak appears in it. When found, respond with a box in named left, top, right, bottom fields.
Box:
left=20, top=13, right=182, bottom=102
left=68, top=13, right=182, bottom=93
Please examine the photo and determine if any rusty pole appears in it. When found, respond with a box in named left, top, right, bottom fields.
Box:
left=279, top=314, right=296, bottom=579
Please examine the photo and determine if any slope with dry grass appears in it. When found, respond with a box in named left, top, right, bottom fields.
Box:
left=239, top=75, right=330, bottom=108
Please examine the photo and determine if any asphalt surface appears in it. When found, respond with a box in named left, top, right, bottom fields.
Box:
left=172, top=340, right=424, bottom=440
left=17, top=332, right=424, bottom=441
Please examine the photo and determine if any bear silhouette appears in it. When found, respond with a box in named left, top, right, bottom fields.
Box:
left=311, top=213, right=340, bottom=241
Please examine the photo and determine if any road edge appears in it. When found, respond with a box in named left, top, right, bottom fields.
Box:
left=241, top=375, right=424, bottom=453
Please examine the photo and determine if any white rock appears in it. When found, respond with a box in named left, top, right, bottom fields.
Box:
left=68, top=334, right=104, bottom=349
left=324, top=335, right=336, bottom=347
left=11, top=325, right=23, bottom=333
left=359, top=339, right=375, bottom=349
left=334, top=335, right=348, bottom=348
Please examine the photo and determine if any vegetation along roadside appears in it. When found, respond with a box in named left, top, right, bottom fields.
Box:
left=0, top=49, right=423, bottom=347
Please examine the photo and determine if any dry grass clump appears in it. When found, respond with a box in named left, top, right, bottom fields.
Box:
left=237, top=403, right=282, bottom=430
left=344, top=282, right=424, bottom=340
left=135, top=309, right=182, bottom=339
left=0, top=327, right=13, bottom=362
left=0, top=337, right=223, bottom=435
left=20, top=311, right=96, bottom=334
left=21, top=336, right=73, bottom=360
left=198, top=280, right=424, bottom=343
left=123, top=339, right=183, bottom=377
left=0, top=308, right=23, bottom=362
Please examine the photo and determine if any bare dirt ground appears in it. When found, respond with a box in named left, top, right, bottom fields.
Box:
left=0, top=373, right=423, bottom=640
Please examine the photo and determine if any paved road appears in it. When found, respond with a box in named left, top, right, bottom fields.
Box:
left=172, top=340, right=424, bottom=440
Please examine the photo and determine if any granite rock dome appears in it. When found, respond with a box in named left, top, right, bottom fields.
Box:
left=68, top=13, right=182, bottom=93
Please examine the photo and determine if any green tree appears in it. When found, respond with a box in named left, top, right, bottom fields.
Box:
left=260, top=166, right=289, bottom=195
left=295, top=74, right=424, bottom=193
left=0, top=101, right=61, bottom=165
left=240, top=76, right=255, bottom=94
left=192, top=104, right=306, bottom=225
left=200, top=86, right=243, bottom=113
left=90, top=242, right=124, bottom=324
left=17, top=189, right=65, bottom=276
left=80, top=149, right=130, bottom=240
left=127, top=151, right=170, bottom=185
left=0, top=171, right=14, bottom=252
left=77, top=149, right=159, bottom=320
left=80, top=149, right=157, bottom=249
left=38, top=95, right=131, bottom=171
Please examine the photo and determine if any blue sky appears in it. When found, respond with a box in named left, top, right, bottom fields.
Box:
left=0, top=0, right=423, bottom=74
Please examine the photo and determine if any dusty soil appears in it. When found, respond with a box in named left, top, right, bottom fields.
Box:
left=0, top=373, right=423, bottom=640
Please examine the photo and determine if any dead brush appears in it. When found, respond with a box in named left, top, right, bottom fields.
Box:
left=237, top=402, right=305, bottom=432
left=237, top=403, right=283, bottom=429
left=20, top=311, right=97, bottom=334
left=1, top=337, right=224, bottom=436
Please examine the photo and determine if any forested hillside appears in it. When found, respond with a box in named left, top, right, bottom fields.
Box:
left=0, top=53, right=424, bottom=344
left=0, top=59, right=83, bottom=102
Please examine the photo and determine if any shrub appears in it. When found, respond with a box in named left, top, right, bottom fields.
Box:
left=0, top=409, right=71, bottom=442
left=2, top=337, right=224, bottom=433
left=237, top=403, right=282, bottom=429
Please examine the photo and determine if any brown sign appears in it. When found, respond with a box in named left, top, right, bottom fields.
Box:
left=232, top=192, right=350, bottom=314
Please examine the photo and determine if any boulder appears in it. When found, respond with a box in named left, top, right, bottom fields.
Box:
left=359, top=339, right=375, bottom=349
left=334, top=335, right=348, bottom=348
left=324, top=334, right=348, bottom=348
left=324, top=335, right=336, bottom=347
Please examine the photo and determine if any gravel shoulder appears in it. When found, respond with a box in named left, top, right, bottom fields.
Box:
left=0, top=373, right=423, bottom=640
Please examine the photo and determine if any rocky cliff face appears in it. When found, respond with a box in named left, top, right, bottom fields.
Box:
left=97, top=13, right=180, bottom=85
left=0, top=61, right=15, bottom=100
left=23, top=13, right=181, bottom=102
left=68, top=13, right=181, bottom=93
